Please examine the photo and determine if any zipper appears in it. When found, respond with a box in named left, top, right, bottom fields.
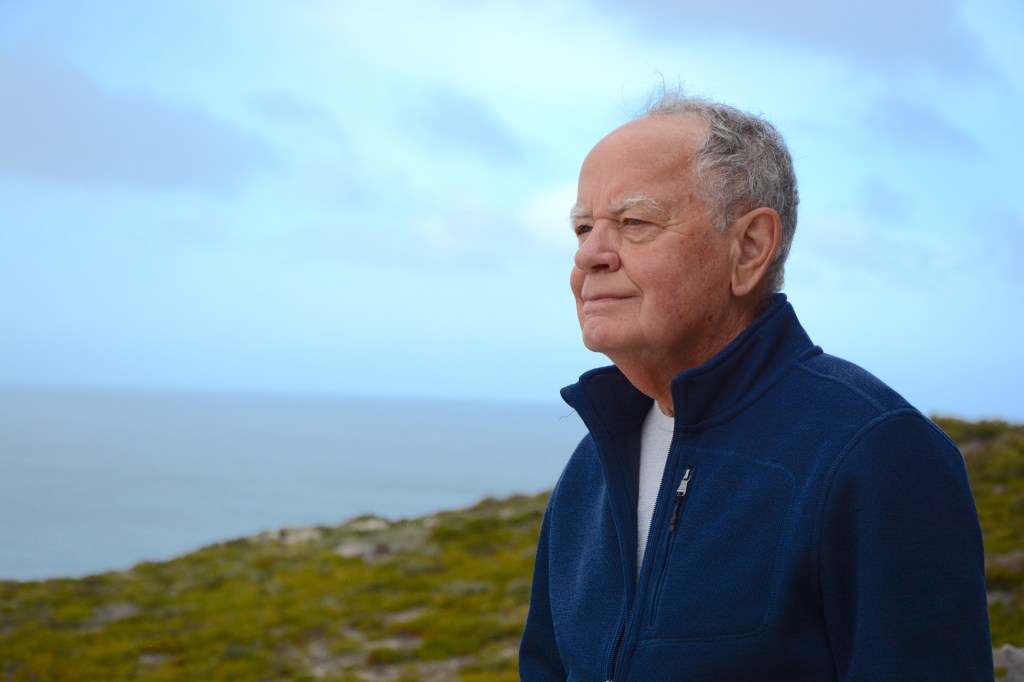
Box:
left=606, top=414, right=689, bottom=682
left=607, top=462, right=667, bottom=682
left=669, top=468, right=693, bottom=532
left=605, top=619, right=626, bottom=682
left=649, top=468, right=695, bottom=628
left=607, top=463, right=693, bottom=681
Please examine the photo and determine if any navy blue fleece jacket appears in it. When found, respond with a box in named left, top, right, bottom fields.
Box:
left=520, top=295, right=992, bottom=681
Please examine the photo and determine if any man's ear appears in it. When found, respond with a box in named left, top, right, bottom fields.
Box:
left=730, top=207, right=782, bottom=297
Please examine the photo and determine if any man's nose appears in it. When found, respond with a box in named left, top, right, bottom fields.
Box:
left=574, top=221, right=621, bottom=273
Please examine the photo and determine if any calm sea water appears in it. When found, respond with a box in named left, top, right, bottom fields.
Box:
left=0, top=386, right=586, bottom=581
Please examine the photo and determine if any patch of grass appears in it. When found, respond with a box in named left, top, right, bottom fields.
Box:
left=0, top=493, right=548, bottom=681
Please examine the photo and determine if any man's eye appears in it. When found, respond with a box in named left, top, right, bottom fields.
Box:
left=574, top=224, right=592, bottom=237
left=622, top=218, right=647, bottom=227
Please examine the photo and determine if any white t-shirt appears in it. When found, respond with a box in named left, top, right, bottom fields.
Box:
left=637, top=402, right=675, bottom=571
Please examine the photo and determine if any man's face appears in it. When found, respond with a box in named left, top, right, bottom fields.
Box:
left=570, top=115, right=740, bottom=372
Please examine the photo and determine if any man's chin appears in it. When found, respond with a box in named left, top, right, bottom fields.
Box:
left=581, top=332, right=627, bottom=357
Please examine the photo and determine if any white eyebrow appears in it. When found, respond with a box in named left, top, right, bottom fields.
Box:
left=609, top=194, right=666, bottom=218
left=569, top=204, right=590, bottom=224
left=568, top=194, right=667, bottom=227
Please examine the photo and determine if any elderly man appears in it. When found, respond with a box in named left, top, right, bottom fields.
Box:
left=519, top=94, right=993, bottom=681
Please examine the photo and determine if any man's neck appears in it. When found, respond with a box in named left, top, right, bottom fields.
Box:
left=609, top=301, right=762, bottom=417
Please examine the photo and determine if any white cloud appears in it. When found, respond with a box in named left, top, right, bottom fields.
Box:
left=518, top=184, right=578, bottom=255
left=581, top=0, right=995, bottom=81
left=864, top=95, right=979, bottom=154
left=788, top=204, right=942, bottom=288
left=0, top=47, right=276, bottom=192
left=403, top=87, right=527, bottom=165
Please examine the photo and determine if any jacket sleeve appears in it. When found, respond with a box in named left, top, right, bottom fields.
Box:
left=817, top=411, right=994, bottom=680
left=519, top=506, right=567, bottom=682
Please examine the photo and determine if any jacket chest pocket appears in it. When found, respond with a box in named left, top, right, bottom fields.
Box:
left=646, top=454, right=794, bottom=639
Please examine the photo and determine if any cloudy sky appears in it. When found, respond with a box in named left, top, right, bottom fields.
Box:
left=1, top=0, right=1021, bottom=420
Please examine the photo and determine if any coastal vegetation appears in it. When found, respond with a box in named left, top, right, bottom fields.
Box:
left=2, top=417, right=1022, bottom=680
left=934, top=418, right=1024, bottom=652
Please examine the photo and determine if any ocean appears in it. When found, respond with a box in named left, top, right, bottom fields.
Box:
left=0, top=386, right=587, bottom=582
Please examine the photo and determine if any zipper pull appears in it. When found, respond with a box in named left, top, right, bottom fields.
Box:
left=669, top=468, right=693, bottom=533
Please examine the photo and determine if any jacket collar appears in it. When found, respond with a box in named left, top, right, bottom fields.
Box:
left=562, top=295, right=818, bottom=434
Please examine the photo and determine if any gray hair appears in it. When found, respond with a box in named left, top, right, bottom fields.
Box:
left=644, top=93, right=799, bottom=294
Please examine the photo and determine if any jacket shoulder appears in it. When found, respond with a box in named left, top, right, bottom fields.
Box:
left=794, top=351, right=915, bottom=416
